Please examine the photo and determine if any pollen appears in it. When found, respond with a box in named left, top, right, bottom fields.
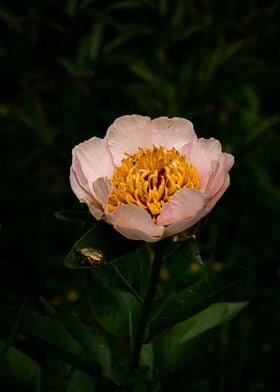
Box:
left=108, top=146, right=201, bottom=221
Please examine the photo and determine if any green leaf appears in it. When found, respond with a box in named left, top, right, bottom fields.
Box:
left=44, top=353, right=96, bottom=392
left=89, top=22, right=104, bottom=61
left=66, top=0, right=78, bottom=18
left=164, top=234, right=203, bottom=264
left=65, top=221, right=143, bottom=269
left=64, top=368, right=95, bottom=392
left=59, top=57, right=93, bottom=78
left=89, top=243, right=151, bottom=303
left=161, top=236, right=207, bottom=289
left=159, top=301, right=248, bottom=378
left=0, top=309, right=114, bottom=386
left=84, top=273, right=132, bottom=338
left=54, top=210, right=93, bottom=224
left=245, top=114, right=280, bottom=144
left=140, top=342, right=154, bottom=376
left=120, top=366, right=150, bottom=388
left=0, top=298, right=26, bottom=368
left=0, top=5, right=21, bottom=32
left=53, top=311, right=111, bottom=377
left=0, top=339, right=41, bottom=391
left=147, top=267, right=253, bottom=339
left=128, top=61, right=160, bottom=87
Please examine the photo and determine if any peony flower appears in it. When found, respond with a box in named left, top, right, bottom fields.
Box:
left=70, top=115, right=234, bottom=242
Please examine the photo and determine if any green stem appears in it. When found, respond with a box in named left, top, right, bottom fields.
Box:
left=130, top=241, right=163, bottom=369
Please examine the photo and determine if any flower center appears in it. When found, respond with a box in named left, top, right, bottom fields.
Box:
left=108, top=146, right=201, bottom=220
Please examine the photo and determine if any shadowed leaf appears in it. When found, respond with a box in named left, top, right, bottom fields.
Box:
left=64, top=221, right=143, bottom=268
left=147, top=267, right=253, bottom=339
left=0, top=339, right=41, bottom=391
left=159, top=301, right=248, bottom=378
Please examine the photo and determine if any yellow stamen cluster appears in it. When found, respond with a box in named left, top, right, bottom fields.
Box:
left=108, top=146, right=201, bottom=221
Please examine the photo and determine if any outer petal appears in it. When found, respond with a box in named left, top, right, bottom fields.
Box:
left=182, top=138, right=223, bottom=191
left=105, top=115, right=151, bottom=165
left=108, top=204, right=164, bottom=242
left=70, top=165, right=91, bottom=202
left=150, top=117, right=197, bottom=149
left=205, top=153, right=234, bottom=197
left=114, top=227, right=162, bottom=243
left=70, top=156, right=92, bottom=195
left=157, top=188, right=207, bottom=226
left=204, top=174, right=230, bottom=215
left=162, top=217, right=201, bottom=239
left=72, top=137, right=115, bottom=194
left=70, top=167, right=104, bottom=220
left=151, top=117, right=197, bottom=150
left=87, top=204, right=105, bottom=221
left=92, top=177, right=112, bottom=212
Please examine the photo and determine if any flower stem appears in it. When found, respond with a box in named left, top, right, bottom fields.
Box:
left=130, top=241, right=163, bottom=369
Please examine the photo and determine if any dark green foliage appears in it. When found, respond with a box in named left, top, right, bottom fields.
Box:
left=158, top=301, right=249, bottom=379
left=147, top=267, right=253, bottom=339
left=0, top=0, right=279, bottom=390
left=63, top=220, right=143, bottom=269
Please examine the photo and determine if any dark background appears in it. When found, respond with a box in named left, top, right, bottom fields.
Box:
left=0, top=1, right=279, bottom=391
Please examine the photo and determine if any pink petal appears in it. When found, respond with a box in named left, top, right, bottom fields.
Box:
left=205, top=153, right=234, bottom=197
left=71, top=156, right=92, bottom=194
left=162, top=216, right=202, bottom=239
left=157, top=188, right=207, bottom=226
left=72, top=137, right=115, bottom=194
left=182, top=138, right=223, bottom=190
left=92, top=177, right=112, bottom=212
left=105, top=115, right=151, bottom=165
left=108, top=204, right=164, bottom=242
left=150, top=117, right=197, bottom=149
left=204, top=174, right=230, bottom=215
left=114, top=226, right=163, bottom=242
left=70, top=167, right=104, bottom=220
left=70, top=165, right=91, bottom=202
left=87, top=204, right=105, bottom=221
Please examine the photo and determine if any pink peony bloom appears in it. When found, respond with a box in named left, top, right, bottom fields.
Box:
left=70, top=115, right=234, bottom=242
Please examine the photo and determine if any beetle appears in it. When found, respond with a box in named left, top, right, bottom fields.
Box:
left=76, top=247, right=105, bottom=266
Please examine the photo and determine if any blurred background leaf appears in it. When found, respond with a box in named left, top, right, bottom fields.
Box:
left=0, top=339, right=41, bottom=392
left=158, top=301, right=248, bottom=379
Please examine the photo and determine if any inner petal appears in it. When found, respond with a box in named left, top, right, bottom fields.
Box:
left=108, top=146, right=201, bottom=222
